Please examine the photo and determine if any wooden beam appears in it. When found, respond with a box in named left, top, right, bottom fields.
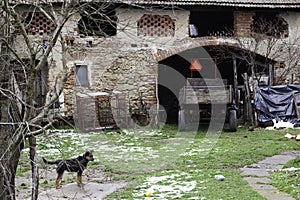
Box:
left=268, top=63, right=274, bottom=86
left=292, top=92, right=300, bottom=118
left=232, top=55, right=238, bottom=105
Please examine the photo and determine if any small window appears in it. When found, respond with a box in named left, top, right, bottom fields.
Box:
left=75, top=65, right=89, bottom=87
left=137, top=14, right=175, bottom=37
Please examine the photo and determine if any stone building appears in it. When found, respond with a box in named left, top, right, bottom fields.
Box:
left=6, top=0, right=300, bottom=128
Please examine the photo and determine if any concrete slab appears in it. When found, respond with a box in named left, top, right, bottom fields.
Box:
left=243, top=177, right=272, bottom=185
left=27, top=182, right=127, bottom=200
left=258, top=154, right=299, bottom=165
left=240, top=168, right=270, bottom=177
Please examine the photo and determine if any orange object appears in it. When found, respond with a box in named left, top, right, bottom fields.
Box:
left=189, top=59, right=202, bottom=71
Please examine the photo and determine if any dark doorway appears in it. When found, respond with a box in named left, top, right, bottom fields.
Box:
left=158, top=55, right=189, bottom=124
left=157, top=46, right=274, bottom=125
left=158, top=47, right=217, bottom=124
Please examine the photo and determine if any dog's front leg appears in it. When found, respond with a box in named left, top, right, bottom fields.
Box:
left=77, top=171, right=83, bottom=187
left=56, top=173, right=63, bottom=189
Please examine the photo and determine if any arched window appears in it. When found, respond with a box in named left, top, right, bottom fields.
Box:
left=78, top=4, right=117, bottom=37
left=137, top=14, right=175, bottom=37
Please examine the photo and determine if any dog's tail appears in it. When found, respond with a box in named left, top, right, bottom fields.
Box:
left=42, top=158, right=61, bottom=165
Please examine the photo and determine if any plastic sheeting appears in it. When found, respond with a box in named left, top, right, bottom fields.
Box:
left=255, top=84, right=300, bottom=125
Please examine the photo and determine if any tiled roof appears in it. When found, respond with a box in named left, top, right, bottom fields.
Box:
left=120, top=0, right=300, bottom=8
left=8, top=0, right=300, bottom=8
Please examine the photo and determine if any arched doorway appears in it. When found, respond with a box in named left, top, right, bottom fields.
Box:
left=157, top=45, right=275, bottom=125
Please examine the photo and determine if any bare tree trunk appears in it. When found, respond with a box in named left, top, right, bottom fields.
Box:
left=0, top=133, right=24, bottom=200
left=0, top=163, right=15, bottom=200
left=242, top=73, right=255, bottom=127
left=0, top=104, right=9, bottom=200
left=0, top=9, right=14, bottom=199
left=0, top=135, right=14, bottom=200
left=29, top=136, right=39, bottom=200
left=9, top=141, right=23, bottom=200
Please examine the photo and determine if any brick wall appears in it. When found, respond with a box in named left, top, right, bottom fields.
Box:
left=234, top=11, right=254, bottom=37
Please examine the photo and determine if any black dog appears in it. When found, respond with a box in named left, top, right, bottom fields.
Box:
left=43, top=150, right=94, bottom=189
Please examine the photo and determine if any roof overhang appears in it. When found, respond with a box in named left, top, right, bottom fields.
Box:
left=119, top=0, right=300, bottom=9
left=7, top=0, right=300, bottom=9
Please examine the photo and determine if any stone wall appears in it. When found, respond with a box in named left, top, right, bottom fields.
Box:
left=95, top=50, right=156, bottom=103
left=62, top=44, right=157, bottom=115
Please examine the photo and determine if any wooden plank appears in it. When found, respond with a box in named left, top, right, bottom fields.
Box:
left=181, top=86, right=231, bottom=104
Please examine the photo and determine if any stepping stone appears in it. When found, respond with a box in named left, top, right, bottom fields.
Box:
left=240, top=168, right=270, bottom=177
left=240, top=150, right=300, bottom=200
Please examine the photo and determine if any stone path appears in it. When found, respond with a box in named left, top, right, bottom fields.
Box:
left=241, top=151, right=300, bottom=200
left=33, top=182, right=128, bottom=200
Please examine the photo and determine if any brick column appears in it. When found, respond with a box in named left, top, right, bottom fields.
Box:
left=234, top=11, right=254, bottom=37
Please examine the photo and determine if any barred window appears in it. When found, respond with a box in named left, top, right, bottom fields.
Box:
left=22, top=12, right=56, bottom=36
left=137, top=14, right=175, bottom=37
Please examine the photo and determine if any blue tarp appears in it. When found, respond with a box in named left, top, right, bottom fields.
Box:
left=255, top=84, right=300, bottom=125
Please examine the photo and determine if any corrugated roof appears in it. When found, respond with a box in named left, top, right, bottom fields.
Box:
left=7, top=0, right=300, bottom=8
left=120, top=0, right=300, bottom=8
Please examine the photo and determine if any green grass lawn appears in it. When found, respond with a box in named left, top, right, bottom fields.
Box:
left=18, top=124, right=300, bottom=199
